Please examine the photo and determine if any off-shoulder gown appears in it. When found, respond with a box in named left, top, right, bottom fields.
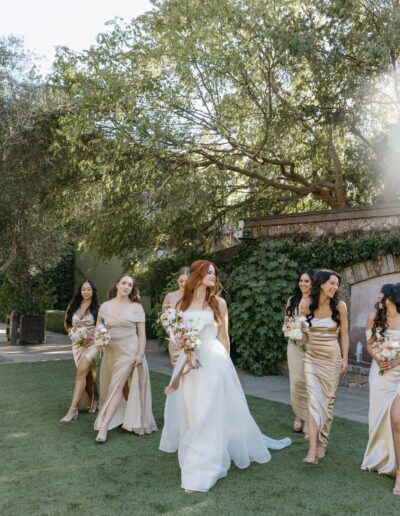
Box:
left=94, top=307, right=157, bottom=435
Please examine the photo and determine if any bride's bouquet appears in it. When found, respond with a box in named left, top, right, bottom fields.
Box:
left=282, top=316, right=308, bottom=352
left=94, top=324, right=111, bottom=348
left=372, top=336, right=400, bottom=375
left=69, top=326, right=91, bottom=347
left=159, top=306, right=203, bottom=395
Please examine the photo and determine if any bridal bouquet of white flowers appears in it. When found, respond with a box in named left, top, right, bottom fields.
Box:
left=94, top=324, right=111, bottom=348
left=70, top=326, right=90, bottom=347
left=282, top=316, right=308, bottom=352
left=372, top=336, right=400, bottom=375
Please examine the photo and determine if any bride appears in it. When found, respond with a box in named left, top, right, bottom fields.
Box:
left=159, top=260, right=291, bottom=493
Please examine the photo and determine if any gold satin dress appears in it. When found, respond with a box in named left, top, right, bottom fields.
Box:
left=94, top=307, right=157, bottom=435
left=168, top=331, right=181, bottom=366
left=71, top=312, right=99, bottom=410
left=286, top=303, right=308, bottom=422
left=362, top=329, right=400, bottom=477
left=304, top=316, right=342, bottom=447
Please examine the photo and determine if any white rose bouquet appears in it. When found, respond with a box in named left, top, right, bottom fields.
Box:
left=372, top=336, right=400, bottom=375
left=69, top=326, right=90, bottom=347
left=94, top=324, right=111, bottom=348
left=282, top=316, right=308, bottom=352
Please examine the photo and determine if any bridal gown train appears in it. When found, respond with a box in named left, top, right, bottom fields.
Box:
left=159, top=309, right=291, bottom=492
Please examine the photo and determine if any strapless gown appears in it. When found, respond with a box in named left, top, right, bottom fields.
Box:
left=159, top=309, right=291, bottom=492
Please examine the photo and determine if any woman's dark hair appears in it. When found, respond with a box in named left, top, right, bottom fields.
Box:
left=64, top=279, right=99, bottom=330
left=372, top=283, right=400, bottom=336
left=286, top=269, right=316, bottom=317
left=108, top=274, right=141, bottom=303
left=307, top=270, right=341, bottom=327
left=176, top=266, right=190, bottom=279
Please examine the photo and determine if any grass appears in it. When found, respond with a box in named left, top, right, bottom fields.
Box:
left=0, top=360, right=398, bottom=516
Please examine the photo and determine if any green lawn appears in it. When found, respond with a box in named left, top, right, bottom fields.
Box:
left=0, top=360, right=398, bottom=516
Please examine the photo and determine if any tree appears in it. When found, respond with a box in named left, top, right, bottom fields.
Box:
left=52, top=1, right=400, bottom=263
left=0, top=36, right=70, bottom=276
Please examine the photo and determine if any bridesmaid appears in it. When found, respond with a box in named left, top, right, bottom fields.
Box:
left=94, top=274, right=157, bottom=443
left=303, top=269, right=349, bottom=464
left=60, top=279, right=100, bottom=422
left=162, top=266, right=190, bottom=365
left=362, top=283, right=400, bottom=495
left=285, top=269, right=315, bottom=435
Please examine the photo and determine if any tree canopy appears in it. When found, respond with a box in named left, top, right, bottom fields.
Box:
left=3, top=1, right=398, bottom=268
left=50, top=0, right=400, bottom=263
left=0, top=36, right=70, bottom=303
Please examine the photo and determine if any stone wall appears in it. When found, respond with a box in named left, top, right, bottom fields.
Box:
left=240, top=202, right=400, bottom=240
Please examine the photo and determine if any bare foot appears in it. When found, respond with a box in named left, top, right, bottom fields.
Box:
left=393, top=470, right=400, bottom=496
left=184, top=489, right=196, bottom=494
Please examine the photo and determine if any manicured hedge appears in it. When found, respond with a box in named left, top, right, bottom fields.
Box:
left=46, top=310, right=67, bottom=334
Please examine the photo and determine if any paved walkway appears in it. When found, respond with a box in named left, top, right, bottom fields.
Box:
left=0, top=324, right=369, bottom=424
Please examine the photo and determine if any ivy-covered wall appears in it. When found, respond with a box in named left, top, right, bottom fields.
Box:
left=224, top=229, right=400, bottom=375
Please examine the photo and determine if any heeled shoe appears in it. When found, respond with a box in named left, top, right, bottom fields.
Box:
left=317, top=445, right=327, bottom=459
left=393, top=472, right=400, bottom=495
left=95, top=430, right=108, bottom=443
left=60, top=408, right=78, bottom=423
left=293, top=417, right=303, bottom=433
left=303, top=453, right=319, bottom=465
left=88, top=400, right=98, bottom=413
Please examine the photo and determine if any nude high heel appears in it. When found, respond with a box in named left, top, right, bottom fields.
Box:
left=95, top=429, right=108, bottom=443
left=303, top=453, right=319, bottom=465
left=60, top=408, right=78, bottom=423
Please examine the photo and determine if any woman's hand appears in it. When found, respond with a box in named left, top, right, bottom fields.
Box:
left=340, top=358, right=348, bottom=375
left=379, top=357, right=400, bottom=371
left=84, top=328, right=95, bottom=344
left=174, top=332, right=183, bottom=349
left=132, top=353, right=144, bottom=367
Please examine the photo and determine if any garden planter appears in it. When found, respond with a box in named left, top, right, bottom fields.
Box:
left=18, top=314, right=45, bottom=344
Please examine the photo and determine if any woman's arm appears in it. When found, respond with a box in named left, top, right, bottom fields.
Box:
left=338, top=301, right=349, bottom=374
left=162, top=292, right=173, bottom=310
left=365, top=313, right=380, bottom=363
left=133, top=304, right=146, bottom=366
left=217, top=298, right=230, bottom=353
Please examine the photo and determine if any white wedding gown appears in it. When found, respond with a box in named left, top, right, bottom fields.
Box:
left=159, top=309, right=291, bottom=492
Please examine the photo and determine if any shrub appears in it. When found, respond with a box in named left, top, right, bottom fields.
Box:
left=46, top=310, right=67, bottom=334
left=226, top=241, right=298, bottom=375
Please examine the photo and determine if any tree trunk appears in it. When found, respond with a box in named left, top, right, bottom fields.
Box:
left=329, top=128, right=347, bottom=208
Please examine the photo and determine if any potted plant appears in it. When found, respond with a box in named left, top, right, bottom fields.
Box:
left=1, top=268, right=55, bottom=345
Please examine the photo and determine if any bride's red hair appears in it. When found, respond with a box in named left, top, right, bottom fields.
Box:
left=178, top=260, right=222, bottom=324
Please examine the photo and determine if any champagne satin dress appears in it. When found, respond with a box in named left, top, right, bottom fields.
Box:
left=362, top=329, right=400, bottom=477
left=94, top=306, right=157, bottom=435
left=71, top=312, right=99, bottom=410
left=286, top=301, right=308, bottom=422
left=304, top=316, right=342, bottom=447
